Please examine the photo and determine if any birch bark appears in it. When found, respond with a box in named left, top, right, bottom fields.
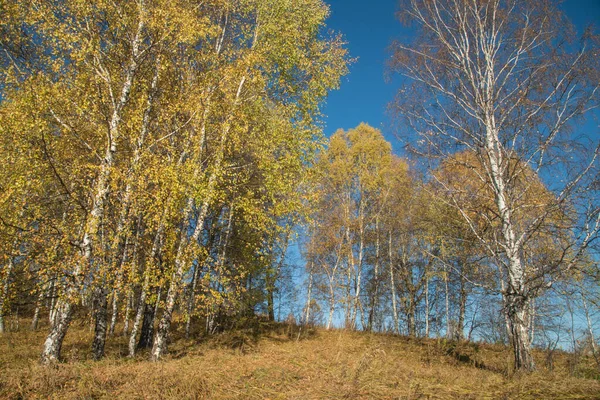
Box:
left=41, top=13, right=144, bottom=364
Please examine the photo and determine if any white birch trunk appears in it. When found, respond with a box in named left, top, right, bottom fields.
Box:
left=48, top=275, right=57, bottom=325
left=129, top=224, right=163, bottom=356
left=444, top=264, right=450, bottom=339
left=109, top=54, right=159, bottom=336
left=303, top=265, right=313, bottom=325
left=128, top=276, right=150, bottom=357
left=122, top=290, right=133, bottom=336
left=31, top=288, right=44, bottom=331
left=151, top=44, right=253, bottom=358
left=425, top=274, right=429, bottom=338
left=41, top=15, right=144, bottom=363
left=582, top=295, right=598, bottom=363
left=0, top=266, right=11, bottom=333
left=325, top=247, right=342, bottom=330
left=349, top=196, right=365, bottom=329
left=0, top=256, right=15, bottom=334
left=184, top=264, right=200, bottom=338
left=344, top=224, right=355, bottom=329
left=368, top=218, right=381, bottom=332
left=388, top=231, right=399, bottom=334
left=486, top=123, right=534, bottom=370
left=109, top=234, right=130, bottom=336
left=326, top=278, right=336, bottom=330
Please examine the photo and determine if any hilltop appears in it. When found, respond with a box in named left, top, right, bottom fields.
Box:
left=1, top=321, right=599, bottom=399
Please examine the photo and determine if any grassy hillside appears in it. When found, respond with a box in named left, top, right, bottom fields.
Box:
left=1, top=321, right=599, bottom=399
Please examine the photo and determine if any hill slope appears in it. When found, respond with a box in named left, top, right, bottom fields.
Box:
left=1, top=323, right=599, bottom=399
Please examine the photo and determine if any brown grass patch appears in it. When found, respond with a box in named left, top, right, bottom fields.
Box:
left=1, top=321, right=599, bottom=399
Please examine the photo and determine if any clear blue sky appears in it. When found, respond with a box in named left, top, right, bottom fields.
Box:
left=285, top=0, right=599, bottom=328
left=321, top=0, right=600, bottom=154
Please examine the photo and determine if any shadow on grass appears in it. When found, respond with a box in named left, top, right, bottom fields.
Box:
left=163, top=319, right=319, bottom=359
left=440, top=340, right=506, bottom=374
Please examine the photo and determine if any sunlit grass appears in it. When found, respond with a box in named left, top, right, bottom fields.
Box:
left=1, top=319, right=599, bottom=399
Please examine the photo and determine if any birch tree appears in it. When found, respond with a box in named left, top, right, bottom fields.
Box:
left=391, top=0, right=600, bottom=370
left=0, top=0, right=348, bottom=363
left=307, top=125, right=416, bottom=331
left=148, top=0, right=348, bottom=360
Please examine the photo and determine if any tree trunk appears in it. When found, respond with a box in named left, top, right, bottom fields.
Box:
left=184, top=264, right=200, bottom=338
left=206, top=307, right=217, bottom=335
left=124, top=218, right=145, bottom=340
left=108, top=236, right=129, bottom=336
left=151, top=73, right=249, bottom=361
left=265, top=250, right=276, bottom=322
left=350, top=211, right=364, bottom=330
left=31, top=288, right=44, bottom=331
left=109, top=56, right=159, bottom=337
left=444, top=264, right=451, bottom=339
left=457, top=272, right=467, bottom=341
left=303, top=266, right=313, bottom=325
left=40, top=15, right=143, bottom=364
left=153, top=285, right=162, bottom=321
left=343, top=263, right=352, bottom=328
left=529, top=298, right=536, bottom=346
left=48, top=275, right=57, bottom=325
left=582, top=295, right=599, bottom=368
left=506, top=293, right=535, bottom=371
left=92, top=287, right=108, bottom=360
left=388, top=231, right=399, bottom=334
left=344, top=224, right=357, bottom=330
left=485, top=81, right=535, bottom=370
left=266, top=233, right=289, bottom=323
left=122, top=290, right=133, bottom=336
left=109, top=231, right=132, bottom=336
left=31, top=304, right=41, bottom=331
left=407, top=300, right=416, bottom=337
left=326, top=279, right=335, bottom=330
left=325, top=252, right=341, bottom=330
left=150, top=247, right=184, bottom=359
left=129, top=280, right=148, bottom=356
left=0, top=256, right=15, bottom=334
left=150, top=15, right=241, bottom=360
left=424, top=274, right=429, bottom=338
left=367, top=218, right=380, bottom=332
left=137, top=301, right=156, bottom=350
left=499, top=278, right=512, bottom=344
left=40, top=300, right=73, bottom=363
left=129, top=223, right=163, bottom=356
left=267, top=281, right=275, bottom=322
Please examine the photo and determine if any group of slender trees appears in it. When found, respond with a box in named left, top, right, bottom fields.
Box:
left=390, top=0, right=600, bottom=371
left=0, top=0, right=348, bottom=364
left=0, top=0, right=598, bottom=373
left=303, top=0, right=599, bottom=373
left=302, top=124, right=598, bottom=372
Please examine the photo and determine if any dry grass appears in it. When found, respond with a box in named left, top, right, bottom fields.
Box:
left=1, top=320, right=599, bottom=399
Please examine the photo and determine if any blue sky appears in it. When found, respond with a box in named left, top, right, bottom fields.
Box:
left=284, top=0, right=600, bottom=327
left=321, top=0, right=600, bottom=154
